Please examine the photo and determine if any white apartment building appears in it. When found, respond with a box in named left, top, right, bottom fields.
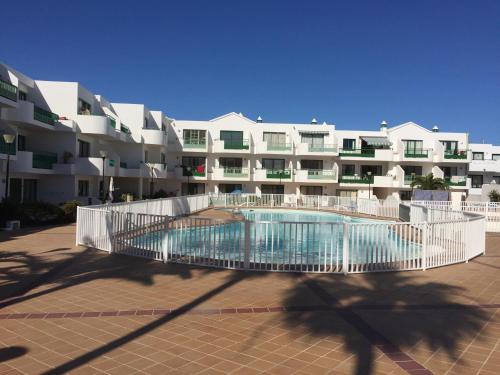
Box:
left=0, top=63, right=170, bottom=204
left=468, top=143, right=500, bottom=200
left=1, top=62, right=472, bottom=204
left=167, top=112, right=471, bottom=201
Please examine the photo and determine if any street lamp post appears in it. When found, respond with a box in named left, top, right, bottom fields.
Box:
left=367, top=171, right=372, bottom=200
left=186, top=166, right=192, bottom=195
left=2, top=134, right=15, bottom=202
left=99, top=150, right=108, bottom=203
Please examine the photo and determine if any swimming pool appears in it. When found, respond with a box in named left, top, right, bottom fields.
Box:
left=129, top=208, right=422, bottom=272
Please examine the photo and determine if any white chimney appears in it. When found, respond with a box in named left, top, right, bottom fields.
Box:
left=380, top=120, right=388, bottom=129
left=432, top=125, right=439, bottom=132
left=257, top=116, right=263, bottom=123
left=311, top=118, right=318, bottom=124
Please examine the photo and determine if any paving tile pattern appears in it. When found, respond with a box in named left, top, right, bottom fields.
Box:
left=0, top=226, right=499, bottom=374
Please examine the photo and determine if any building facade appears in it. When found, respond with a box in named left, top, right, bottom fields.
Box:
left=0, top=62, right=475, bottom=204
left=468, top=143, right=500, bottom=200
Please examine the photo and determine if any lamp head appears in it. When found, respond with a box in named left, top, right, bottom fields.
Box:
left=99, top=150, right=108, bottom=158
left=2, top=134, right=15, bottom=144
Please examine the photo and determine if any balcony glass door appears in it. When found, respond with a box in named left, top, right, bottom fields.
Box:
left=404, top=140, right=424, bottom=154
left=262, top=158, right=285, bottom=170
left=301, top=134, right=324, bottom=147
left=263, top=132, right=286, bottom=145
left=301, top=160, right=323, bottom=169
left=441, top=141, right=458, bottom=153
left=183, top=129, right=206, bottom=146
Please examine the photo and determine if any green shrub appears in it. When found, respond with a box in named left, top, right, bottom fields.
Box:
left=61, top=200, right=81, bottom=222
left=152, top=189, right=168, bottom=199
left=489, top=190, right=500, bottom=202
left=17, top=202, right=65, bottom=225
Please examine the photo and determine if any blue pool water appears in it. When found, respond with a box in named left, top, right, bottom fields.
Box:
left=131, top=209, right=420, bottom=270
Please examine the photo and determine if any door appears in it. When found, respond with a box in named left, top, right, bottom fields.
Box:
left=9, top=178, right=22, bottom=203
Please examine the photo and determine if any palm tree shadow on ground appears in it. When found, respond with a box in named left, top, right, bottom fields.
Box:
left=281, top=272, right=489, bottom=375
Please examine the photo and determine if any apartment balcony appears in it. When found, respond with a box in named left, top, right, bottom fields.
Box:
left=119, top=162, right=141, bottom=178
left=11, top=150, right=58, bottom=174
left=2, top=101, right=59, bottom=129
left=212, top=167, right=250, bottom=181
left=181, top=139, right=208, bottom=152
left=253, top=168, right=292, bottom=182
left=174, top=166, right=207, bottom=181
left=294, top=169, right=337, bottom=183
left=76, top=115, right=117, bottom=138
left=443, top=149, right=470, bottom=162
left=141, top=162, right=168, bottom=179
left=254, top=141, right=293, bottom=155
left=403, top=175, right=422, bottom=186
left=469, top=160, right=500, bottom=173
left=75, top=157, right=117, bottom=177
left=142, top=128, right=167, bottom=146
left=212, top=139, right=250, bottom=154
left=403, top=149, right=433, bottom=161
left=295, top=143, right=338, bottom=156
left=339, top=175, right=374, bottom=184
left=372, top=175, right=396, bottom=187
left=0, top=78, right=18, bottom=108
left=446, top=176, right=470, bottom=189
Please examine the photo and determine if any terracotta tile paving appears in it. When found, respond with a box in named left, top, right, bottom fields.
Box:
left=0, top=226, right=499, bottom=374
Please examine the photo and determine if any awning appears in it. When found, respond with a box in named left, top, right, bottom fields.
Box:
left=361, top=136, right=392, bottom=146
left=298, top=130, right=330, bottom=135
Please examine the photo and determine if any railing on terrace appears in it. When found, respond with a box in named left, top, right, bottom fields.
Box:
left=339, top=175, right=373, bottom=183
left=266, top=169, right=291, bottom=179
left=107, top=116, right=116, bottom=129
left=0, top=78, right=18, bottom=102
left=339, top=148, right=376, bottom=157
left=404, top=149, right=430, bottom=158
left=34, top=106, right=59, bottom=125
left=183, top=167, right=206, bottom=177
left=183, top=139, right=206, bottom=148
left=120, top=161, right=128, bottom=168
left=0, top=138, right=17, bottom=156
left=444, top=150, right=468, bottom=159
left=76, top=194, right=486, bottom=274
left=267, top=143, right=292, bottom=151
left=223, top=139, right=249, bottom=150
left=307, top=169, right=336, bottom=179
left=32, top=150, right=58, bottom=169
left=446, top=176, right=467, bottom=186
left=308, top=144, right=337, bottom=153
left=120, top=123, right=131, bottom=135
left=223, top=167, right=249, bottom=177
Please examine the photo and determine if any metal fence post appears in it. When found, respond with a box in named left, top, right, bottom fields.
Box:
left=244, top=220, right=250, bottom=270
left=342, top=222, right=349, bottom=275
left=162, top=215, right=170, bottom=263
left=422, top=223, right=428, bottom=271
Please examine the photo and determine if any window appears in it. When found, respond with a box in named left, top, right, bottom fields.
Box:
left=182, top=156, right=205, bottom=167
left=262, top=158, right=285, bottom=170
left=220, top=130, right=243, bottom=143
left=78, top=99, right=92, bottom=115
left=78, top=180, right=89, bottom=196
left=341, top=164, right=355, bottom=176
left=300, top=186, right=323, bottom=195
left=301, top=160, right=323, bottom=170
left=360, top=165, right=383, bottom=176
left=402, top=165, right=423, bottom=176
left=183, top=129, right=206, bottom=145
left=403, top=140, right=424, bottom=153
left=144, top=117, right=149, bottom=128
left=18, top=90, right=27, bottom=101
left=263, top=132, right=286, bottom=145
left=219, top=157, right=242, bottom=168
left=473, top=152, right=484, bottom=160
left=342, top=139, right=356, bottom=150
left=261, top=185, right=284, bottom=194
left=78, top=140, right=90, bottom=157
left=301, top=133, right=324, bottom=147
left=493, top=154, right=500, bottom=161
left=441, top=166, right=458, bottom=178
left=400, top=191, right=412, bottom=200
left=23, top=179, right=38, bottom=202
left=440, top=140, right=458, bottom=153
left=470, top=175, right=483, bottom=188
left=218, top=184, right=242, bottom=194
left=144, top=151, right=149, bottom=162
left=17, top=135, right=26, bottom=151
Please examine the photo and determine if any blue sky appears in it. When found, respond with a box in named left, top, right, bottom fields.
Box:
left=1, top=0, right=498, bottom=142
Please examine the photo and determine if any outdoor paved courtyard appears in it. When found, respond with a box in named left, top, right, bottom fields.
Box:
left=0, top=224, right=499, bottom=374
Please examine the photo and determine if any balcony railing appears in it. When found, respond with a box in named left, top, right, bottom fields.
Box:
left=107, top=116, right=116, bottom=129
left=120, top=123, right=131, bottom=135
left=308, top=144, right=337, bottom=153
left=444, top=150, right=468, bottom=159
left=307, top=169, right=336, bottom=179
left=32, top=151, right=57, bottom=169
left=404, top=175, right=422, bottom=185
left=446, top=176, right=467, bottom=186
left=339, top=148, right=375, bottom=157
left=0, top=138, right=16, bottom=155
left=0, top=79, right=17, bottom=102
left=183, top=167, right=206, bottom=177
left=223, top=139, right=249, bottom=150
left=404, top=149, right=429, bottom=158
left=267, top=143, right=292, bottom=151
left=120, top=162, right=128, bottom=168
left=184, top=139, right=207, bottom=149
left=340, top=175, right=373, bottom=184
left=34, top=106, right=59, bottom=125
left=223, top=167, right=249, bottom=177
left=266, top=169, right=291, bottom=179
